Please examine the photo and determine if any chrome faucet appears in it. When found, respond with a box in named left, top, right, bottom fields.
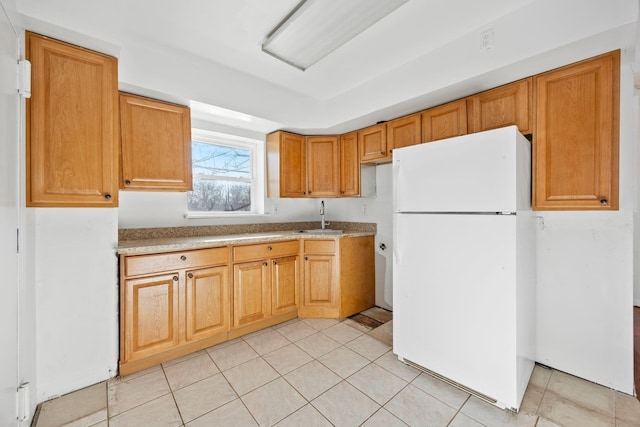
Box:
left=320, top=200, right=330, bottom=229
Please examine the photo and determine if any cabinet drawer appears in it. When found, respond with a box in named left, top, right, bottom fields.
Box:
left=125, top=247, right=229, bottom=277
left=233, top=240, right=299, bottom=262
left=303, top=240, right=335, bottom=254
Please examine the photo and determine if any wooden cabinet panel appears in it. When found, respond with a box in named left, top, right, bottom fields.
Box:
left=387, top=113, right=421, bottom=152
left=185, top=266, right=229, bottom=341
left=26, top=32, right=118, bottom=207
left=303, top=240, right=335, bottom=254
left=339, top=132, right=360, bottom=196
left=421, top=99, right=467, bottom=142
left=303, top=255, right=337, bottom=308
left=271, top=255, right=299, bottom=316
left=125, top=247, right=229, bottom=277
left=534, top=50, right=619, bottom=210
left=124, top=273, right=180, bottom=361
left=233, top=261, right=270, bottom=327
left=119, top=93, right=192, bottom=191
left=307, top=136, right=339, bottom=197
left=359, top=124, right=388, bottom=162
left=277, top=132, right=307, bottom=197
left=233, top=240, right=299, bottom=263
left=467, top=78, right=532, bottom=134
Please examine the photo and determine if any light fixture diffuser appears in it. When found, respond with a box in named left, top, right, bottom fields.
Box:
left=262, top=0, right=409, bottom=71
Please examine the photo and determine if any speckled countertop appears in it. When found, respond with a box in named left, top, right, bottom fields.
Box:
left=118, top=222, right=376, bottom=256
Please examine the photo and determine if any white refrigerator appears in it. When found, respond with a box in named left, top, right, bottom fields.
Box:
left=392, top=125, right=535, bottom=411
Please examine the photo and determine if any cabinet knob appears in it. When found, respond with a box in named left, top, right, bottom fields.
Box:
left=173, top=276, right=179, bottom=281
left=188, top=273, right=193, bottom=279
left=273, top=261, right=277, bottom=265
left=340, top=191, right=345, bottom=194
left=380, top=151, right=385, bottom=155
left=263, top=262, right=268, bottom=266
left=267, top=246, right=272, bottom=251
left=308, top=191, right=312, bottom=194
left=304, top=256, right=308, bottom=261
left=600, top=198, right=608, bottom=205
left=104, top=193, right=112, bottom=200
left=125, top=179, right=131, bottom=185
left=180, top=255, right=187, bottom=261
left=303, top=191, right=306, bottom=195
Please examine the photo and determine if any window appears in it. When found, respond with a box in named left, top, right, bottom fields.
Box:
left=187, top=130, right=264, bottom=215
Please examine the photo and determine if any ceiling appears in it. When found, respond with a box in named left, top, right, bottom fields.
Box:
left=12, top=0, right=638, bottom=135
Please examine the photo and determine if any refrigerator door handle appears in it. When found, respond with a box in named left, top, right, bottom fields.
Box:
left=392, top=160, right=400, bottom=211
left=394, top=218, right=401, bottom=264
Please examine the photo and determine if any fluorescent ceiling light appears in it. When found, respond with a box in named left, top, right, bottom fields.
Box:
left=262, top=0, right=409, bottom=71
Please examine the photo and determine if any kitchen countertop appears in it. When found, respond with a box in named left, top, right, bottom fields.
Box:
left=118, top=229, right=376, bottom=256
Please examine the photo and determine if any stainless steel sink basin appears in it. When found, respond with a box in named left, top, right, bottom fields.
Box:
left=299, top=229, right=344, bottom=234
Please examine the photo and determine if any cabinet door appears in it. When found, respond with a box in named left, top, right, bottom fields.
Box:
left=359, top=124, right=388, bottom=162
left=339, top=131, right=360, bottom=196
left=271, top=255, right=299, bottom=316
left=280, top=132, right=307, bottom=197
left=119, top=93, right=192, bottom=191
left=123, top=273, right=180, bottom=361
left=26, top=32, right=118, bottom=207
left=387, top=113, right=421, bottom=152
left=307, top=136, right=339, bottom=197
left=534, top=50, right=619, bottom=210
left=233, top=261, right=270, bottom=327
left=421, top=99, right=467, bottom=142
left=467, top=78, right=532, bottom=134
left=302, top=254, right=337, bottom=309
left=185, top=266, right=229, bottom=342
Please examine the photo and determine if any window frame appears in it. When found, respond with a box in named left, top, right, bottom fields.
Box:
left=186, top=129, right=265, bottom=217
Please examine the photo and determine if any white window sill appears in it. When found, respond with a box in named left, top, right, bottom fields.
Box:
left=184, top=211, right=271, bottom=219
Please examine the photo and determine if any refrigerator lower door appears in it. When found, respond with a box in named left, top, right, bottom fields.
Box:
left=393, top=212, right=528, bottom=410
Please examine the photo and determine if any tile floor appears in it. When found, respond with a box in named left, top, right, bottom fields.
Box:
left=34, top=313, right=640, bottom=427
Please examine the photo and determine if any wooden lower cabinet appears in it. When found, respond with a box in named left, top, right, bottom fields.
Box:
left=119, top=247, right=230, bottom=375
left=233, top=260, right=270, bottom=327
left=299, top=236, right=375, bottom=319
left=272, top=255, right=299, bottom=316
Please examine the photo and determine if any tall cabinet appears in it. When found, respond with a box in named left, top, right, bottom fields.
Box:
left=26, top=32, right=119, bottom=207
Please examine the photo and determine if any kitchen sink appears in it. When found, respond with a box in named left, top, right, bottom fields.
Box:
left=298, top=229, right=344, bottom=234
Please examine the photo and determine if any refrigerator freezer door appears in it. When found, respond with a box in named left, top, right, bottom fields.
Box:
left=393, top=212, right=521, bottom=409
left=393, top=126, right=530, bottom=213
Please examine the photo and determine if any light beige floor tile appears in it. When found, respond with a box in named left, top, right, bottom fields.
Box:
left=361, top=307, right=393, bottom=323
left=530, top=364, right=553, bottom=388
left=114, top=364, right=163, bottom=382
left=109, top=394, right=182, bottom=427
left=173, top=373, right=237, bottom=423
left=275, top=404, right=333, bottom=427
left=345, top=334, right=391, bottom=361
left=322, top=322, right=364, bottom=344
left=448, top=412, right=485, bottom=427
left=223, top=357, right=280, bottom=396
left=277, top=320, right=317, bottom=342
left=519, top=381, right=545, bottom=416
left=107, top=368, right=171, bottom=417
left=242, top=326, right=274, bottom=340
left=284, top=360, right=341, bottom=400
left=273, top=318, right=301, bottom=329
left=312, top=381, right=380, bottom=427
left=207, top=340, right=259, bottom=371
left=205, top=336, right=242, bottom=351
left=361, top=408, right=408, bottom=426
left=342, top=318, right=374, bottom=333
left=537, top=390, right=615, bottom=427
left=546, top=370, right=615, bottom=416
left=384, top=384, right=457, bottom=427
left=615, top=392, right=640, bottom=424
left=347, top=363, right=408, bottom=405
left=37, top=382, right=106, bottom=427
left=242, top=377, right=306, bottom=426
left=87, top=420, right=109, bottom=427
left=411, top=372, right=470, bottom=410
left=263, top=343, right=313, bottom=375
left=318, top=346, right=369, bottom=378
left=535, top=418, right=563, bottom=427
left=300, top=317, right=340, bottom=331
left=374, top=351, right=421, bottom=382
left=367, top=321, right=393, bottom=347
left=617, top=420, right=640, bottom=427
left=161, top=349, right=205, bottom=368
left=163, top=352, right=219, bottom=391
left=244, top=329, right=291, bottom=355
left=185, top=399, right=257, bottom=427
left=295, top=332, right=341, bottom=358
left=461, top=396, right=540, bottom=427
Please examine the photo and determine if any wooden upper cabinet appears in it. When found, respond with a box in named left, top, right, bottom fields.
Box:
left=421, top=99, right=467, bottom=142
left=387, top=113, right=421, bottom=152
left=267, top=131, right=306, bottom=198
left=26, top=32, right=119, bottom=207
left=359, top=124, right=388, bottom=163
left=533, top=50, right=619, bottom=211
left=307, top=136, right=339, bottom=197
left=339, top=131, right=360, bottom=197
left=467, top=78, right=533, bottom=135
left=119, top=93, right=192, bottom=191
